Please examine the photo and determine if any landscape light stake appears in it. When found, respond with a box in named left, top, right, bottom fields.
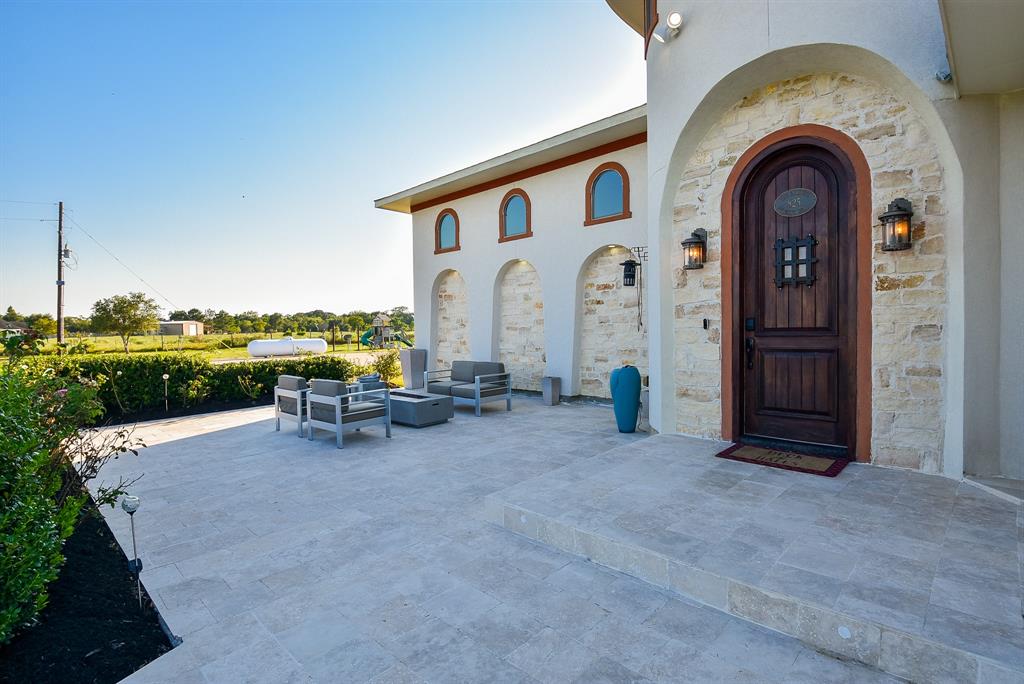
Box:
left=162, top=373, right=169, bottom=411
left=121, top=496, right=143, bottom=609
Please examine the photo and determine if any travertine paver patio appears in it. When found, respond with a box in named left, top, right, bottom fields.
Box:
left=487, top=434, right=1024, bottom=683
left=95, top=398, right=897, bottom=683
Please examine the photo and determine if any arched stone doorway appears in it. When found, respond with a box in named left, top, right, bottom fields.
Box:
left=672, top=73, right=950, bottom=470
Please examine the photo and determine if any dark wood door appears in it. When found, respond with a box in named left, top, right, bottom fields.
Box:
left=738, top=142, right=856, bottom=453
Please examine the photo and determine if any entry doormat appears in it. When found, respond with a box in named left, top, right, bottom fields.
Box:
left=715, top=443, right=850, bottom=477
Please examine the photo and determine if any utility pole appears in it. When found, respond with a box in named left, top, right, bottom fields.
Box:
left=56, top=201, right=65, bottom=345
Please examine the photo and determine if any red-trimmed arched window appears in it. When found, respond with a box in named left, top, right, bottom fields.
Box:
left=585, top=162, right=631, bottom=226
left=498, top=188, right=532, bottom=243
left=435, top=209, right=460, bottom=254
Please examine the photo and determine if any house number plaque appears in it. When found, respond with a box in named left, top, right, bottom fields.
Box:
left=773, top=188, right=817, bottom=217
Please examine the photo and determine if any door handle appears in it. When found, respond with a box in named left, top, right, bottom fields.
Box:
left=745, top=338, right=755, bottom=369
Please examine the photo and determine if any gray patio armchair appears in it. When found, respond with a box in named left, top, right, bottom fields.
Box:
left=305, top=378, right=392, bottom=448
left=424, top=361, right=512, bottom=416
left=354, top=372, right=388, bottom=392
left=274, top=375, right=310, bottom=437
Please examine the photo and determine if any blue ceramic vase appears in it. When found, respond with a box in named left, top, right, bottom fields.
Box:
left=610, top=365, right=641, bottom=433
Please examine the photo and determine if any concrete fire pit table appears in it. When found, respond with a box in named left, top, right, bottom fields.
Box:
left=388, top=390, right=454, bottom=427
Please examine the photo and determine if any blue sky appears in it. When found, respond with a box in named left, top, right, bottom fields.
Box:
left=0, top=0, right=644, bottom=317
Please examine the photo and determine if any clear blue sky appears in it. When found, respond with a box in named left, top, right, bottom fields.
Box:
left=0, top=1, right=644, bottom=318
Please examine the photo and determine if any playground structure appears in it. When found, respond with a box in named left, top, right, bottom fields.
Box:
left=359, top=315, right=413, bottom=349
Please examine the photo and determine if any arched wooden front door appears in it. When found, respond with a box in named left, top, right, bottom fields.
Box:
left=732, top=138, right=858, bottom=455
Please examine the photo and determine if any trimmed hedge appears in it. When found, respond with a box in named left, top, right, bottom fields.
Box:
left=26, top=353, right=370, bottom=421
left=0, top=368, right=89, bottom=643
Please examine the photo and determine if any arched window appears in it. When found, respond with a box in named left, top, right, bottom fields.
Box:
left=585, top=162, right=631, bottom=226
left=435, top=210, right=460, bottom=254
left=499, top=188, right=532, bottom=243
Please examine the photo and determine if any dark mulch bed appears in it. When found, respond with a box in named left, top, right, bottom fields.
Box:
left=0, top=501, right=172, bottom=684
left=104, top=395, right=272, bottom=426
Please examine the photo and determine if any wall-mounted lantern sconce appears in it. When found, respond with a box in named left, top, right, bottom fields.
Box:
left=620, top=257, right=640, bottom=287
left=879, top=198, right=914, bottom=251
left=681, top=228, right=708, bottom=269
left=653, top=11, right=683, bottom=43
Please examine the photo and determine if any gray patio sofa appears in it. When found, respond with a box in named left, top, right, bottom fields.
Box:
left=305, top=378, right=391, bottom=449
left=424, top=361, right=512, bottom=416
left=274, top=375, right=309, bottom=437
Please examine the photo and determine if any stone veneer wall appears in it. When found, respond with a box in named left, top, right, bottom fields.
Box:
left=578, top=246, right=649, bottom=398
left=673, top=73, right=948, bottom=472
left=433, top=270, right=471, bottom=369
left=497, top=261, right=546, bottom=391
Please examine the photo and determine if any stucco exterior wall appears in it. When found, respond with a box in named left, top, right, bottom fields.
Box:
left=432, top=270, right=470, bottom=369
left=577, top=246, right=648, bottom=398
left=672, top=73, right=948, bottom=472
left=999, top=91, right=1024, bottom=479
left=497, top=261, right=546, bottom=391
left=411, top=144, right=647, bottom=394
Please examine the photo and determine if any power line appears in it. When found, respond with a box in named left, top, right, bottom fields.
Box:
left=0, top=199, right=58, bottom=206
left=64, top=214, right=180, bottom=310
left=0, top=216, right=57, bottom=221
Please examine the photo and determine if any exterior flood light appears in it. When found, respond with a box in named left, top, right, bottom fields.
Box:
left=879, top=198, right=914, bottom=251
left=653, top=11, right=682, bottom=43
left=681, top=228, right=708, bottom=269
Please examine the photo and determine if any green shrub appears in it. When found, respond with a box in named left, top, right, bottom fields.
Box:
left=0, top=360, right=140, bottom=643
left=178, top=376, right=211, bottom=407
left=371, top=349, right=402, bottom=385
left=25, top=353, right=371, bottom=422
left=0, top=371, right=72, bottom=642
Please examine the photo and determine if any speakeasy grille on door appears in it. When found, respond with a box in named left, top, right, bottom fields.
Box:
left=774, top=234, right=819, bottom=288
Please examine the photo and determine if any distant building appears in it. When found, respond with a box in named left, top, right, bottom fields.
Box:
left=0, top=320, right=27, bottom=338
left=159, top=320, right=204, bottom=337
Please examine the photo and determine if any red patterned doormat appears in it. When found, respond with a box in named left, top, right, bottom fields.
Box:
left=715, top=443, right=850, bottom=477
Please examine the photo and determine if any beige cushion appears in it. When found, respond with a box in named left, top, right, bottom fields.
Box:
left=451, top=382, right=506, bottom=399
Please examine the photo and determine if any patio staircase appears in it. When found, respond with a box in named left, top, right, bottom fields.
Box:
left=483, top=436, right=1023, bottom=684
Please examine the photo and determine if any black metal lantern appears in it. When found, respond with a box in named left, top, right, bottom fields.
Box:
left=879, top=198, right=913, bottom=251
left=681, top=228, right=708, bottom=269
left=620, top=257, right=640, bottom=287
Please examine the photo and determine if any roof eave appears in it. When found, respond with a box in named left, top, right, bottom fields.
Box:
left=374, top=104, right=647, bottom=214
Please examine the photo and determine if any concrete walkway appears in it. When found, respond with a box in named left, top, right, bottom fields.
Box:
left=95, top=399, right=899, bottom=683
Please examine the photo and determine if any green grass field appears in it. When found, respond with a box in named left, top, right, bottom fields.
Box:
left=37, top=333, right=407, bottom=359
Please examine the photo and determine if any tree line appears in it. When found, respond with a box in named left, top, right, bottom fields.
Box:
left=4, top=295, right=414, bottom=353
left=164, top=306, right=413, bottom=336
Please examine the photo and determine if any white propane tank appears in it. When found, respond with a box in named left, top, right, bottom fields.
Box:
left=246, top=337, right=328, bottom=357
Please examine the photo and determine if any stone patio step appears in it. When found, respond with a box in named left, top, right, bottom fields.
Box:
left=484, top=439, right=1023, bottom=684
